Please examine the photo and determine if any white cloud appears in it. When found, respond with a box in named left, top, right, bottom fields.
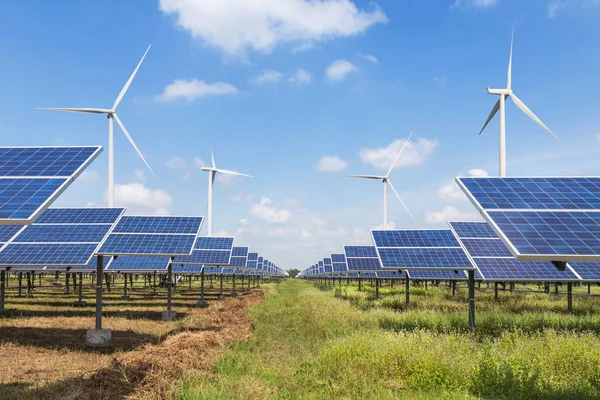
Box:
left=159, top=0, right=387, bottom=56
left=451, top=0, right=500, bottom=8
left=252, top=70, right=283, bottom=85
left=425, top=206, right=482, bottom=225
left=231, top=192, right=254, bottom=202
left=548, top=0, right=600, bottom=17
left=358, top=53, right=378, bottom=64
left=155, top=79, right=238, bottom=102
left=326, top=59, right=358, bottom=81
left=79, top=170, right=100, bottom=182
left=110, top=183, right=173, bottom=215
left=251, top=196, right=291, bottom=223
left=165, top=156, right=186, bottom=170
left=194, top=157, right=206, bottom=169
left=438, top=168, right=489, bottom=201
left=216, top=173, right=238, bottom=186
left=182, top=172, right=192, bottom=181
left=315, top=155, right=348, bottom=172
left=134, top=169, right=146, bottom=182
left=289, top=68, right=312, bottom=85
left=360, top=137, right=438, bottom=169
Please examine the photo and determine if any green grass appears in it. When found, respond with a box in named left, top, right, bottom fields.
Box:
left=172, top=280, right=600, bottom=399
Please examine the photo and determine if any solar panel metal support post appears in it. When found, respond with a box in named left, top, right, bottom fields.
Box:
left=452, top=281, right=456, bottom=297
left=152, top=271, right=157, bottom=296
left=494, top=282, right=499, bottom=302
left=241, top=274, right=245, bottom=293
left=65, top=272, right=70, bottom=294
left=0, top=270, right=5, bottom=312
left=86, top=254, right=111, bottom=347
left=121, top=273, right=131, bottom=301
left=375, top=278, right=380, bottom=300
left=405, top=274, right=410, bottom=308
left=73, top=272, right=86, bottom=307
left=162, top=262, right=176, bottom=321
left=17, top=272, right=23, bottom=298
left=26, top=272, right=33, bottom=298
left=468, top=270, right=476, bottom=333
left=231, top=274, right=237, bottom=297
left=196, top=267, right=208, bottom=308
left=219, top=274, right=224, bottom=299
left=568, top=282, right=573, bottom=314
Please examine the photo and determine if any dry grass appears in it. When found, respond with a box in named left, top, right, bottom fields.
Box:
left=0, top=274, right=266, bottom=399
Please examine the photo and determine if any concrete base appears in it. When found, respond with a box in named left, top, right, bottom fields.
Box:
left=86, top=329, right=112, bottom=347
left=161, top=310, right=177, bottom=321
left=196, top=300, right=209, bottom=308
left=72, top=301, right=87, bottom=307
left=120, top=295, right=131, bottom=301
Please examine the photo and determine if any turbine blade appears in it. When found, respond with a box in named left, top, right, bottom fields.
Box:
left=510, top=93, right=561, bottom=142
left=507, top=23, right=514, bottom=90
left=386, top=131, right=414, bottom=178
left=388, top=180, right=418, bottom=227
left=211, top=148, right=216, bottom=169
left=36, top=107, right=110, bottom=114
left=211, top=170, right=216, bottom=185
left=348, top=175, right=386, bottom=180
left=112, top=45, right=151, bottom=111
left=113, top=113, right=157, bottom=177
left=479, top=99, right=501, bottom=135
left=214, top=168, right=252, bottom=178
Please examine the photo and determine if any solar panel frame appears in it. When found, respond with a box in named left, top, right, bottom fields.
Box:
left=0, top=146, right=103, bottom=225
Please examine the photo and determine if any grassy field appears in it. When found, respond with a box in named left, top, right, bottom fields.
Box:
left=175, top=279, right=600, bottom=399
left=0, top=273, right=264, bottom=399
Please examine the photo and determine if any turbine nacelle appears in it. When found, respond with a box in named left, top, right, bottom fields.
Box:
left=486, top=87, right=510, bottom=96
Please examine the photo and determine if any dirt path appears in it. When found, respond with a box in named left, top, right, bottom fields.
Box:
left=3, top=290, right=264, bottom=400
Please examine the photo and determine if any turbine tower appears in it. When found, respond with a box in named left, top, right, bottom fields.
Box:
left=201, top=149, right=252, bottom=236
left=38, top=45, right=155, bottom=207
left=479, top=26, right=560, bottom=177
left=349, top=131, right=417, bottom=229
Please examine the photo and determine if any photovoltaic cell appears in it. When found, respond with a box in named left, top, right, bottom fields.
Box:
left=172, top=264, right=202, bottom=273
left=0, top=225, right=23, bottom=243
left=0, top=146, right=102, bottom=224
left=195, top=237, right=234, bottom=250
left=248, top=252, right=259, bottom=261
left=460, top=238, right=513, bottom=258
left=232, top=246, right=249, bottom=257
left=246, top=261, right=258, bottom=269
left=229, top=256, right=248, bottom=268
left=408, top=269, right=467, bottom=280
left=106, top=256, right=171, bottom=272
left=345, top=246, right=378, bottom=258
left=372, top=230, right=459, bottom=248
left=567, top=262, right=600, bottom=281
left=377, top=247, right=473, bottom=269
left=15, top=225, right=110, bottom=243
left=99, top=234, right=196, bottom=256
left=449, top=221, right=497, bottom=239
left=175, top=250, right=231, bottom=265
left=35, top=208, right=124, bottom=224
left=0, top=243, right=98, bottom=265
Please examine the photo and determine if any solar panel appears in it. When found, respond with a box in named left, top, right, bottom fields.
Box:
left=344, top=246, right=382, bottom=272
left=232, top=246, right=249, bottom=257
left=172, top=236, right=234, bottom=265
left=372, top=230, right=474, bottom=270
left=331, top=253, right=348, bottom=272
left=408, top=269, right=467, bottom=280
left=97, top=216, right=203, bottom=256
left=195, top=237, right=234, bottom=250
left=457, top=177, right=600, bottom=262
left=106, top=256, right=171, bottom=272
left=172, top=264, right=202, bottom=273
left=323, top=258, right=333, bottom=273
left=449, top=221, right=580, bottom=282
left=248, top=252, right=259, bottom=261
left=0, top=207, right=124, bottom=266
left=0, top=146, right=102, bottom=224
left=69, top=255, right=111, bottom=272
left=0, top=225, right=23, bottom=243
left=376, top=271, right=406, bottom=279
left=567, top=262, right=600, bottom=281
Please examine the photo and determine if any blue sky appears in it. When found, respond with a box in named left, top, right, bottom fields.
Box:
left=0, top=0, right=599, bottom=270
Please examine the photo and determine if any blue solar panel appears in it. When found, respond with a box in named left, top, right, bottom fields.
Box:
left=35, top=208, right=124, bottom=224
left=461, top=238, right=513, bottom=258
left=0, top=146, right=102, bottom=223
left=377, top=248, right=473, bottom=269
left=568, top=262, right=600, bottom=281
left=457, top=177, right=600, bottom=211
left=195, top=237, right=235, bottom=250
left=324, top=258, right=332, bottom=265
left=0, top=147, right=100, bottom=176
left=377, top=271, right=406, bottom=278
left=69, top=255, right=112, bottom=272
left=345, top=246, right=378, bottom=258
left=0, top=243, right=97, bottom=265
left=448, top=221, right=497, bottom=238
left=408, top=269, right=467, bottom=280
left=112, top=216, right=202, bottom=234
left=475, top=259, right=579, bottom=281
left=248, top=252, right=258, bottom=261
left=331, top=254, right=345, bottom=263
left=346, top=257, right=381, bottom=271
left=232, top=246, right=249, bottom=257
left=332, top=263, right=347, bottom=272
left=172, top=264, right=202, bottom=273
left=175, top=249, right=231, bottom=265
left=487, top=210, right=600, bottom=258
left=372, top=230, right=459, bottom=248
left=246, top=261, right=258, bottom=269
left=99, top=234, right=195, bottom=256
left=229, top=256, right=247, bottom=268
left=0, top=225, right=23, bottom=243
left=107, top=256, right=171, bottom=271
left=318, top=260, right=323, bottom=267
left=205, top=267, right=223, bottom=274
left=16, top=224, right=111, bottom=243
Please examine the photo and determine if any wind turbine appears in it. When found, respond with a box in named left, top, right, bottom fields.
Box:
left=37, top=45, right=155, bottom=207
left=201, top=149, right=252, bottom=236
left=479, top=26, right=560, bottom=177
left=349, top=131, right=418, bottom=229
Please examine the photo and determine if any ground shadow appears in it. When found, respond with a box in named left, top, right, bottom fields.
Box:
left=0, top=309, right=189, bottom=320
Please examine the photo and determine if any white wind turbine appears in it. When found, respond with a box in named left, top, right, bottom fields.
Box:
left=38, top=45, right=155, bottom=207
left=349, top=131, right=418, bottom=229
left=479, top=26, right=560, bottom=177
left=201, top=149, right=252, bottom=236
